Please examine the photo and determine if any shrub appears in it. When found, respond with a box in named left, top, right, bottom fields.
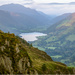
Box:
left=42, top=64, right=47, bottom=71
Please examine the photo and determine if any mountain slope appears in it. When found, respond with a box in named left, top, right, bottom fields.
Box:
left=49, top=13, right=71, bottom=25
left=0, top=30, right=74, bottom=74
left=0, top=4, right=52, bottom=23
left=0, top=4, right=52, bottom=34
left=0, top=4, right=52, bottom=21
left=32, top=13, right=75, bottom=67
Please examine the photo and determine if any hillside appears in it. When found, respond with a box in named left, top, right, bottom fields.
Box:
left=0, top=4, right=52, bottom=34
left=0, top=4, right=52, bottom=20
left=32, top=13, right=75, bottom=67
left=50, top=13, right=71, bottom=25
left=0, top=30, right=74, bottom=74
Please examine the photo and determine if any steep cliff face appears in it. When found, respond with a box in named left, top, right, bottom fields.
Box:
left=0, top=30, right=75, bottom=74
left=0, top=31, right=37, bottom=74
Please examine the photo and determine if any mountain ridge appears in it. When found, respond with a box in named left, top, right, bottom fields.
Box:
left=0, top=4, right=52, bottom=34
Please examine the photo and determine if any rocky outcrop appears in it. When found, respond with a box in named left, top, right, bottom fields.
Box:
left=0, top=55, right=38, bottom=74
left=0, top=56, right=13, bottom=73
left=5, top=39, right=10, bottom=47
left=15, top=44, right=20, bottom=53
left=0, top=31, right=38, bottom=74
left=0, top=46, right=5, bottom=51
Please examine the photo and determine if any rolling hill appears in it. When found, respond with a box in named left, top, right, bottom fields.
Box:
left=0, top=30, right=75, bottom=74
left=32, top=12, right=75, bottom=67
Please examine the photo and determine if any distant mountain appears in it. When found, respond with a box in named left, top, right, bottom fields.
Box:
left=0, top=30, right=74, bottom=74
left=0, top=4, right=52, bottom=23
left=46, top=13, right=75, bottom=33
left=32, top=13, right=75, bottom=67
left=0, top=4, right=37, bottom=14
left=0, top=4, right=52, bottom=34
left=0, top=10, right=18, bottom=33
left=0, top=4, right=52, bottom=19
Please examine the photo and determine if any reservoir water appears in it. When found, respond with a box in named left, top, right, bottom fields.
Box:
left=20, top=32, right=47, bottom=41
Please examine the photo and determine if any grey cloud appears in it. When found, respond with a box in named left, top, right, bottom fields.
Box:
left=24, top=0, right=33, bottom=1
left=38, top=2, right=75, bottom=5
left=24, top=3, right=75, bottom=15
left=24, top=3, right=33, bottom=5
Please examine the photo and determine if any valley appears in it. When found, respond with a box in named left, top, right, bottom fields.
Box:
left=32, top=13, right=75, bottom=67
left=0, top=2, right=75, bottom=74
left=0, top=3, right=74, bottom=67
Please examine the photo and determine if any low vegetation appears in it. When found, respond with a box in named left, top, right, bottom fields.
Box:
left=32, top=13, right=75, bottom=67
left=0, top=30, right=75, bottom=74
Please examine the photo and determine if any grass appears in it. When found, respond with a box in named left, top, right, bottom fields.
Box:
left=45, top=47, right=56, bottom=49
left=51, top=55, right=62, bottom=58
left=56, top=20, right=70, bottom=29
left=48, top=47, right=56, bottom=49
left=26, top=47, right=74, bottom=74
left=61, top=59, right=70, bottom=63
left=66, top=34, right=75, bottom=41
left=46, top=36, right=56, bottom=42
left=69, top=63, right=75, bottom=67
left=61, top=42, right=66, bottom=46
left=33, top=46, right=45, bottom=51
left=31, top=58, right=74, bottom=74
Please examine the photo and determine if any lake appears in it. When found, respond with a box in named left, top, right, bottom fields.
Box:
left=19, top=32, right=47, bottom=41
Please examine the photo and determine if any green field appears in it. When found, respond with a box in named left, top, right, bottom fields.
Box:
left=66, top=34, right=75, bottom=41
left=33, top=46, right=45, bottom=51
left=51, top=55, right=62, bottom=58
left=46, top=47, right=56, bottom=49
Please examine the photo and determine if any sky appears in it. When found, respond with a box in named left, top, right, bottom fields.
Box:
left=34, top=0, right=75, bottom=3
left=0, top=0, right=75, bottom=15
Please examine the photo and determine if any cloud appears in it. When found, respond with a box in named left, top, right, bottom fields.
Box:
left=0, top=0, right=33, bottom=6
left=24, top=3, right=75, bottom=15
left=0, top=0, right=75, bottom=15
left=0, top=0, right=24, bottom=5
left=24, top=0, right=33, bottom=1
left=33, top=0, right=75, bottom=3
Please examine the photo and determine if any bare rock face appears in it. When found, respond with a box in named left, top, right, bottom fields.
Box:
left=0, top=35, right=38, bottom=74
left=18, top=57, right=31, bottom=73
left=0, top=56, right=13, bottom=73
left=27, top=62, right=30, bottom=67
left=34, top=69, right=38, bottom=75
left=15, top=44, right=20, bottom=53
left=5, top=39, right=10, bottom=47
left=0, top=55, right=38, bottom=74
left=18, top=58, right=26, bottom=73
left=73, top=69, right=75, bottom=74
left=18, top=57, right=38, bottom=74
left=0, top=46, right=5, bottom=51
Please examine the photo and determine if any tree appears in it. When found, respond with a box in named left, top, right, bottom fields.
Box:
left=42, top=64, right=47, bottom=71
